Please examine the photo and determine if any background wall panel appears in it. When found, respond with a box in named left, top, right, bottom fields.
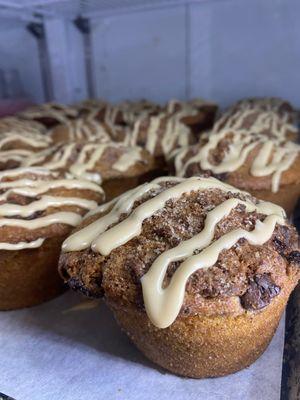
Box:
left=90, top=5, right=187, bottom=103
left=0, top=18, right=44, bottom=103
left=189, top=0, right=300, bottom=108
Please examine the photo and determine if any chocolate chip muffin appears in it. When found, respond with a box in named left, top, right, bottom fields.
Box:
left=49, top=118, right=126, bottom=145
left=128, top=113, right=197, bottom=168
left=19, top=103, right=78, bottom=129
left=0, top=130, right=52, bottom=152
left=165, top=98, right=218, bottom=136
left=214, top=98, right=298, bottom=141
left=0, top=148, right=35, bottom=171
left=0, top=116, right=45, bottom=134
left=0, top=167, right=104, bottom=310
left=59, top=176, right=300, bottom=378
left=173, top=131, right=300, bottom=216
left=22, top=142, right=160, bottom=201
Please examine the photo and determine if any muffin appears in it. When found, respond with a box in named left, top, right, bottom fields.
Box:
left=48, top=118, right=126, bottom=144
left=224, top=97, right=297, bottom=125
left=95, top=99, right=161, bottom=127
left=22, top=142, right=161, bottom=200
left=173, top=131, right=300, bottom=216
left=19, top=102, right=78, bottom=129
left=0, top=116, right=45, bottom=134
left=0, top=166, right=104, bottom=310
left=0, top=148, right=35, bottom=171
left=165, top=98, right=218, bottom=135
left=128, top=113, right=197, bottom=168
left=59, top=176, right=300, bottom=378
left=0, top=130, right=52, bottom=152
left=214, top=99, right=298, bottom=141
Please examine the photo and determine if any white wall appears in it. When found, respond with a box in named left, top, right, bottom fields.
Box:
left=0, top=0, right=300, bottom=107
left=91, top=5, right=187, bottom=103
left=0, top=18, right=44, bottom=102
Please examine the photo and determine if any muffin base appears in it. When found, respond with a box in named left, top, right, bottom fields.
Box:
left=108, top=282, right=293, bottom=378
left=0, top=237, right=66, bottom=310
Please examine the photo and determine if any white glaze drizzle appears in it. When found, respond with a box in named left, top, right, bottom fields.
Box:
left=62, top=176, right=285, bottom=328
left=0, top=132, right=51, bottom=150
left=130, top=113, right=193, bottom=157
left=53, top=119, right=112, bottom=143
left=20, top=142, right=144, bottom=183
left=0, top=168, right=103, bottom=250
left=178, top=129, right=300, bottom=192
left=62, top=176, right=184, bottom=252
left=0, top=196, right=97, bottom=217
left=112, top=146, right=142, bottom=172
left=20, top=103, right=78, bottom=124
left=0, top=238, right=45, bottom=250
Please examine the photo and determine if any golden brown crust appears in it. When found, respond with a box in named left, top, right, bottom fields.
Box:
left=110, top=279, right=294, bottom=377
left=49, top=119, right=126, bottom=144
left=19, top=103, right=79, bottom=128
left=25, top=142, right=158, bottom=184
left=0, top=116, right=45, bottom=134
left=0, top=168, right=105, bottom=310
left=0, top=236, right=66, bottom=310
left=59, top=183, right=300, bottom=317
left=180, top=141, right=300, bottom=191
left=59, top=177, right=300, bottom=378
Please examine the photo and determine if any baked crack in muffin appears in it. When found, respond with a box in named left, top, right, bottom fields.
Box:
left=0, top=167, right=104, bottom=310
left=59, top=176, right=300, bottom=378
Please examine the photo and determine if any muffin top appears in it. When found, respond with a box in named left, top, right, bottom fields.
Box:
left=49, top=118, right=126, bottom=144
left=94, top=99, right=160, bottom=127
left=224, top=97, right=297, bottom=124
left=173, top=130, right=300, bottom=192
left=0, top=130, right=52, bottom=152
left=60, top=176, right=300, bottom=328
left=19, top=103, right=79, bottom=128
left=0, top=148, right=36, bottom=171
left=128, top=112, right=197, bottom=159
left=214, top=108, right=298, bottom=141
left=0, top=167, right=104, bottom=250
left=0, top=116, right=45, bottom=134
left=21, top=142, right=157, bottom=184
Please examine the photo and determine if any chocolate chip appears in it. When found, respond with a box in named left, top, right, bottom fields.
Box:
left=287, top=251, right=300, bottom=265
left=68, top=277, right=102, bottom=298
left=240, top=274, right=281, bottom=310
left=273, top=236, right=287, bottom=256
left=213, top=172, right=229, bottom=182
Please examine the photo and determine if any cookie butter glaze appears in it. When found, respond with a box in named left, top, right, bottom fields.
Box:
left=129, top=113, right=192, bottom=157
left=0, top=131, right=51, bottom=150
left=50, top=119, right=116, bottom=143
left=177, top=129, right=300, bottom=192
left=0, top=167, right=103, bottom=250
left=21, top=142, right=144, bottom=183
left=214, top=103, right=297, bottom=138
left=0, top=116, right=45, bottom=134
left=62, top=176, right=285, bottom=328
left=20, top=102, right=78, bottom=124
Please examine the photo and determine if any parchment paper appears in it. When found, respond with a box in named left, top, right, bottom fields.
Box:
left=0, top=291, right=285, bottom=400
